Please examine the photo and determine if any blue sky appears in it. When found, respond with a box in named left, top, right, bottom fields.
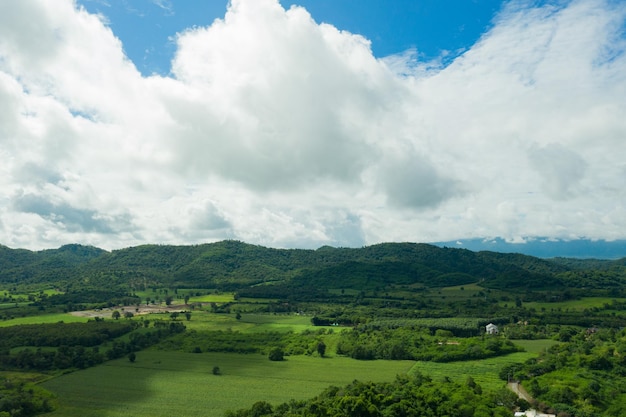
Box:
left=0, top=0, right=625, bottom=253
left=78, top=0, right=506, bottom=76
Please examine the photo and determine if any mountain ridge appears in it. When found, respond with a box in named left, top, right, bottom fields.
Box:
left=1, top=240, right=625, bottom=295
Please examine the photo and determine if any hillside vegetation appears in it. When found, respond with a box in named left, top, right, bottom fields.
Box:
left=2, top=240, right=623, bottom=295
left=2, top=240, right=626, bottom=416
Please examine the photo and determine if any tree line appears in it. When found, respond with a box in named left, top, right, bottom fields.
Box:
left=225, top=372, right=523, bottom=417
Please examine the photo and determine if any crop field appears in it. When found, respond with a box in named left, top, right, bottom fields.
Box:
left=133, top=289, right=235, bottom=303
left=0, top=312, right=88, bottom=327
left=407, top=339, right=558, bottom=392
left=41, top=350, right=414, bottom=417
left=439, top=283, right=485, bottom=296
left=512, top=339, right=559, bottom=354
left=512, top=297, right=626, bottom=312
left=236, top=313, right=316, bottom=333
left=409, top=351, right=537, bottom=392
left=148, top=310, right=317, bottom=333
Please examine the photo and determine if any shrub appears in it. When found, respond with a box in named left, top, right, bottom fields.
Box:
left=268, top=347, right=284, bottom=361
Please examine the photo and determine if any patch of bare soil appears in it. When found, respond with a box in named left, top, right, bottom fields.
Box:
left=70, top=303, right=194, bottom=318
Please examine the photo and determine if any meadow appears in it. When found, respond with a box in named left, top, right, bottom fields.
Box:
left=36, top=308, right=555, bottom=417
left=0, top=312, right=89, bottom=327
left=0, top=285, right=588, bottom=416
left=41, top=350, right=414, bottom=417
left=520, top=297, right=624, bottom=312
left=408, top=339, right=558, bottom=392
left=39, top=337, right=551, bottom=416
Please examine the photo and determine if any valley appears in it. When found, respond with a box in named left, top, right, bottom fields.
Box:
left=1, top=241, right=626, bottom=416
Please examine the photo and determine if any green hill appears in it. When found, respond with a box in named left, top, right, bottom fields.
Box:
left=1, top=241, right=624, bottom=296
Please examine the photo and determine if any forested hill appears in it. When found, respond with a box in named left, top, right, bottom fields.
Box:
left=1, top=241, right=625, bottom=292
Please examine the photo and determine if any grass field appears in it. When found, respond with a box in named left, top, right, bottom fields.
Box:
left=190, top=293, right=236, bottom=303
left=513, top=297, right=626, bottom=312
left=154, top=311, right=318, bottom=334
left=236, top=313, right=316, bottom=333
left=0, top=313, right=89, bottom=327
left=409, top=352, right=534, bottom=392
left=512, top=339, right=559, bottom=354
left=41, top=350, right=414, bottom=417
left=408, top=339, right=558, bottom=392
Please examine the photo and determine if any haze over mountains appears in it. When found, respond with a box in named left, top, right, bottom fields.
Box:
left=433, top=238, right=626, bottom=259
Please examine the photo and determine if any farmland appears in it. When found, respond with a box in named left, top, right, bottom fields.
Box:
left=41, top=350, right=414, bottom=417
left=2, top=241, right=626, bottom=416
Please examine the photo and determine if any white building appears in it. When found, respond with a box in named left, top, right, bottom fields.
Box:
left=486, top=323, right=499, bottom=334
left=515, top=410, right=556, bottom=417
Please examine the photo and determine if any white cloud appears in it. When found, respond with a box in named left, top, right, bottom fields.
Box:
left=0, top=0, right=625, bottom=250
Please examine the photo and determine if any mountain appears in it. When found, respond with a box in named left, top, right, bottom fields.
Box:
left=3, top=241, right=625, bottom=296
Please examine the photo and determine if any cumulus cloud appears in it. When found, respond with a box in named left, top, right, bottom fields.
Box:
left=164, top=0, right=395, bottom=190
left=0, top=0, right=625, bottom=250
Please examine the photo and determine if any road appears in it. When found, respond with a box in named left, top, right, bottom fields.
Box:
left=508, top=381, right=533, bottom=403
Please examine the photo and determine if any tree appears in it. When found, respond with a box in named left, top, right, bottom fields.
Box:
left=111, top=310, right=121, bottom=320
left=317, top=341, right=326, bottom=357
left=235, top=312, right=242, bottom=320
left=185, top=312, right=192, bottom=321
left=212, top=366, right=221, bottom=375
left=165, top=295, right=173, bottom=306
left=128, top=352, right=136, bottom=363
left=184, top=295, right=190, bottom=305
left=124, top=311, right=134, bottom=319
left=249, top=401, right=272, bottom=416
left=268, top=347, right=284, bottom=361
left=170, top=312, right=179, bottom=321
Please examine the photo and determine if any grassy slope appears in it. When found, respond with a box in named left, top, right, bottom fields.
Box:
left=42, top=341, right=556, bottom=416
left=41, top=351, right=414, bottom=417
left=0, top=313, right=89, bottom=327
left=409, top=340, right=558, bottom=392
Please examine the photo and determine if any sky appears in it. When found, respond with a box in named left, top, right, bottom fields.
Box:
left=0, top=0, right=625, bottom=252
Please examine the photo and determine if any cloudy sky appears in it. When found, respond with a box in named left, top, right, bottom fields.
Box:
left=0, top=0, right=625, bottom=251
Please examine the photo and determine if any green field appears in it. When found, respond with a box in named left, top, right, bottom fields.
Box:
left=236, top=313, right=317, bottom=333
left=512, top=339, right=559, bottom=354
left=148, top=311, right=318, bottom=333
left=190, top=293, right=236, bottom=303
left=409, top=352, right=533, bottom=392
left=41, top=350, right=414, bottom=417
left=40, top=338, right=555, bottom=417
left=514, top=297, right=626, bottom=312
left=408, top=339, right=558, bottom=392
left=0, top=313, right=89, bottom=327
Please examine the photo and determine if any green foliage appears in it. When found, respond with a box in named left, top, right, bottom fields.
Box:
left=268, top=347, right=284, bottom=361
left=510, top=328, right=626, bottom=415
left=41, top=351, right=413, bottom=417
left=0, top=320, right=184, bottom=372
left=3, top=240, right=626, bottom=417
left=161, top=329, right=285, bottom=354
left=226, top=373, right=518, bottom=417
left=0, top=321, right=135, bottom=349
left=316, top=341, right=326, bottom=357
left=0, top=377, right=54, bottom=416
left=335, top=325, right=521, bottom=362
left=1, top=240, right=610, bottom=296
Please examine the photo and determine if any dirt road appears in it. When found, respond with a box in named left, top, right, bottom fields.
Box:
left=508, top=381, right=533, bottom=403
